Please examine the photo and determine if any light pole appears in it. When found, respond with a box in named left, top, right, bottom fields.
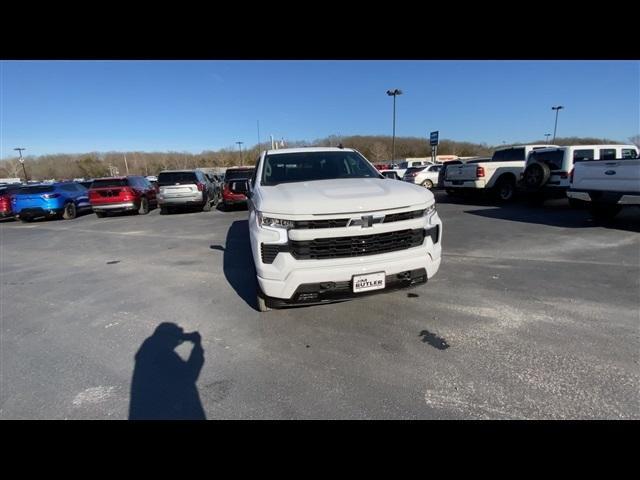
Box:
left=236, top=141, right=244, bottom=166
left=14, top=148, right=28, bottom=181
left=551, top=105, right=564, bottom=143
left=544, top=133, right=551, bottom=144
left=386, top=89, right=403, bottom=163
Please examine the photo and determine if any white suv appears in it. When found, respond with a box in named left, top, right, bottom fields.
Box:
left=246, top=147, right=442, bottom=311
left=403, top=164, right=442, bottom=189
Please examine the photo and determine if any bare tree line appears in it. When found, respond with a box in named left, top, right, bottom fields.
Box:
left=0, top=135, right=631, bottom=181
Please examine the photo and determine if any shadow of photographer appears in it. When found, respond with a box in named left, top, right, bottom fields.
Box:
left=210, top=219, right=259, bottom=310
left=129, top=323, right=206, bottom=420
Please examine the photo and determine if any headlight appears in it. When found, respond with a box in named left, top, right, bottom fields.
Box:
left=424, top=203, right=437, bottom=222
left=257, top=211, right=294, bottom=230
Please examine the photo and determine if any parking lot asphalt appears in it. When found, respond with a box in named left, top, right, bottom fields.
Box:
left=1, top=193, right=639, bottom=419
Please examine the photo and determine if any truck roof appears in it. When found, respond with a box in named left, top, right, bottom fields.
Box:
left=264, top=147, right=356, bottom=155
left=495, top=144, right=555, bottom=151
left=536, top=144, right=637, bottom=150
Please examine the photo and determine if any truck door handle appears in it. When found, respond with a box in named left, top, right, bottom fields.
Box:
left=604, top=170, right=616, bottom=175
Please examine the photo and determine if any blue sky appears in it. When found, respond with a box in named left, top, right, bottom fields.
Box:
left=1, top=60, right=638, bottom=158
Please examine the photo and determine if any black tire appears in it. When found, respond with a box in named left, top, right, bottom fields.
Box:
left=493, top=177, right=516, bottom=203
left=523, top=162, right=551, bottom=189
left=421, top=179, right=434, bottom=189
left=20, top=217, right=32, bottom=223
left=62, top=202, right=77, bottom=220
left=256, top=283, right=272, bottom=312
left=160, top=206, right=168, bottom=215
left=95, top=211, right=107, bottom=218
left=589, top=203, right=622, bottom=221
left=202, top=195, right=212, bottom=212
left=138, top=197, right=150, bottom=215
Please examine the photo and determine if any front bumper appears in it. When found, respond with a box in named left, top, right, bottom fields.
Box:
left=16, top=207, right=63, bottom=219
left=91, top=202, right=137, bottom=212
left=253, top=212, right=442, bottom=301
left=265, top=268, right=428, bottom=307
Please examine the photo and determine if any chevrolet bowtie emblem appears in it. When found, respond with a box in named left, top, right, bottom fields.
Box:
left=348, top=214, right=385, bottom=228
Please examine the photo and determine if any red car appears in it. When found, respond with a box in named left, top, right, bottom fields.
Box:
left=0, top=184, right=22, bottom=219
left=89, top=176, right=158, bottom=218
left=374, top=163, right=391, bottom=171
left=222, top=167, right=254, bottom=209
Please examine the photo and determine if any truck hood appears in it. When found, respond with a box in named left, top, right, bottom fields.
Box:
left=257, top=178, right=433, bottom=215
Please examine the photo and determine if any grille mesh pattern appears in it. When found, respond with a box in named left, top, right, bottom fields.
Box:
left=289, top=229, right=425, bottom=260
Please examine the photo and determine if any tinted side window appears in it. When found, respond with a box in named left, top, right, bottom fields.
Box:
left=511, top=148, right=525, bottom=161
left=573, top=149, right=594, bottom=163
left=621, top=149, right=638, bottom=159
left=60, top=184, right=76, bottom=192
left=600, top=149, right=616, bottom=160
left=492, top=149, right=508, bottom=161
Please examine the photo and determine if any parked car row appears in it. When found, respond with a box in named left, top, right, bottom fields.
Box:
left=0, top=167, right=254, bottom=222
left=441, top=143, right=638, bottom=202
left=375, top=142, right=639, bottom=220
left=438, top=143, right=639, bottom=219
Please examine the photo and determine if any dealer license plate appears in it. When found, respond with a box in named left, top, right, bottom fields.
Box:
left=352, top=271, right=386, bottom=293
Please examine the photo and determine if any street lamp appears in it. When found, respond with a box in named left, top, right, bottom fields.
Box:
left=386, top=89, right=403, bottom=163
left=551, top=106, right=564, bottom=143
left=544, top=133, right=551, bottom=144
left=14, top=148, right=28, bottom=181
left=236, top=141, right=244, bottom=166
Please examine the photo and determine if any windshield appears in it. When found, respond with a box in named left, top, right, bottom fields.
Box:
left=261, top=151, right=381, bottom=186
left=91, top=179, right=129, bottom=188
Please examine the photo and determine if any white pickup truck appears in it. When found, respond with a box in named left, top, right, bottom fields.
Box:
left=567, top=158, right=640, bottom=220
left=246, top=147, right=442, bottom=311
left=443, top=144, right=554, bottom=202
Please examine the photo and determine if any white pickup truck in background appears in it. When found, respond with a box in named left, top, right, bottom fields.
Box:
left=443, top=144, right=554, bottom=202
left=567, top=158, right=640, bottom=220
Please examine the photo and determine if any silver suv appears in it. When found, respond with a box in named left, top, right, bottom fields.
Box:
left=157, top=170, right=217, bottom=214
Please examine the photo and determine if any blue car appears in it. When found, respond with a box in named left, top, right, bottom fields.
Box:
left=11, top=182, right=92, bottom=222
